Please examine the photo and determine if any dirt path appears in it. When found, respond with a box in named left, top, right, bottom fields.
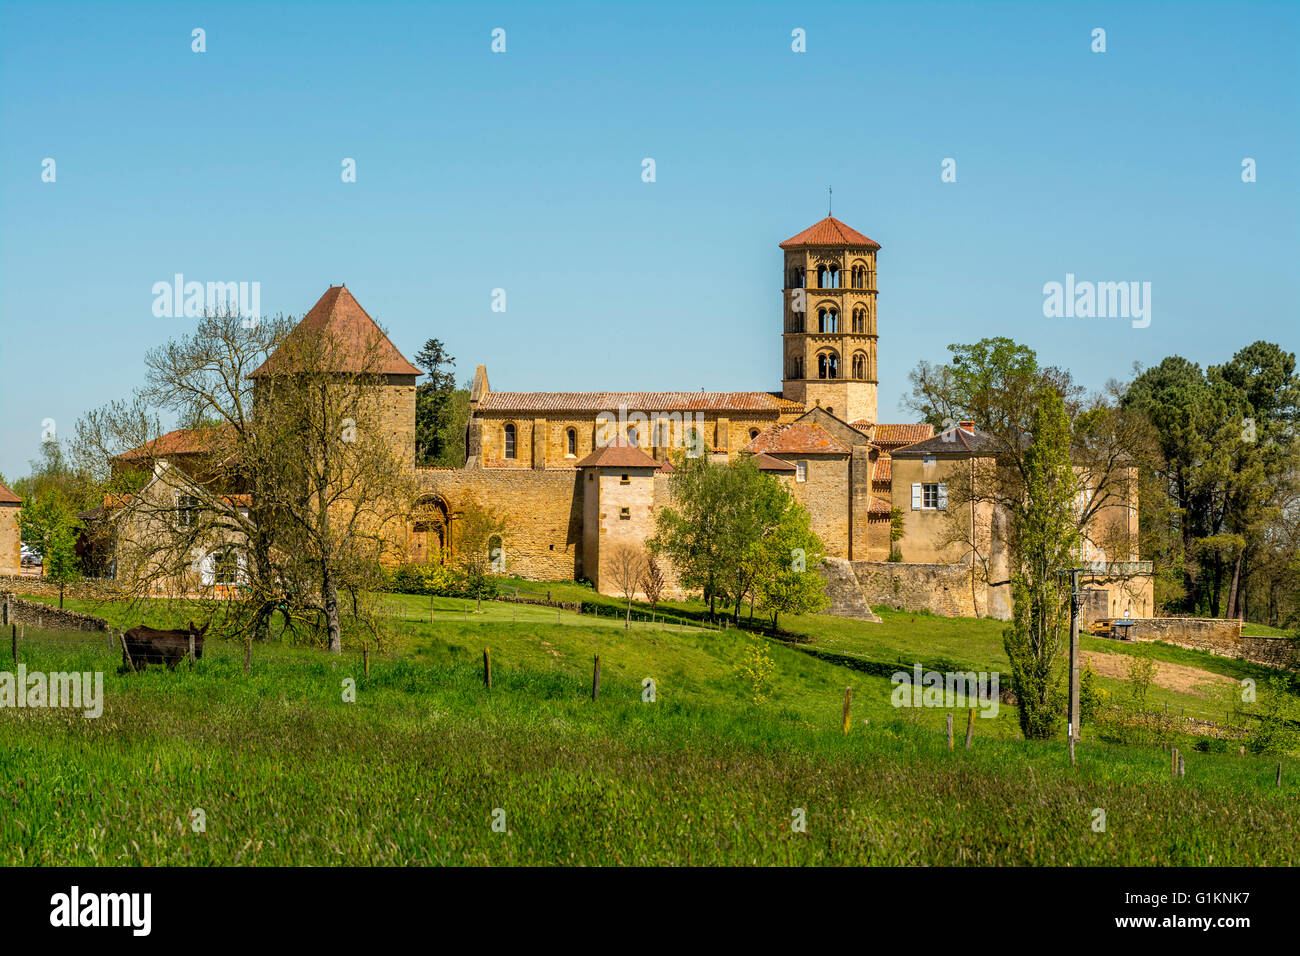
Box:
left=1082, top=649, right=1234, bottom=697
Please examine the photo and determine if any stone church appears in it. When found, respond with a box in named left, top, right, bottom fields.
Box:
left=103, top=215, right=1153, bottom=621
left=408, top=215, right=1151, bottom=620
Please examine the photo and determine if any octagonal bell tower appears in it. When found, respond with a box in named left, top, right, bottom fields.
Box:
left=779, top=216, right=880, bottom=424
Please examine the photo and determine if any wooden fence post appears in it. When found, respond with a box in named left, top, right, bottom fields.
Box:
left=1178, top=753, right=1185, bottom=778
left=363, top=643, right=370, bottom=680
left=188, top=633, right=195, bottom=669
left=1171, top=747, right=1179, bottom=780
left=11, top=622, right=16, bottom=664
left=592, top=654, right=601, bottom=702
left=1278, top=762, right=1283, bottom=788
left=946, top=713, right=954, bottom=750
left=965, top=708, right=975, bottom=750
left=841, top=686, right=852, bottom=735
left=119, top=631, right=136, bottom=673
left=483, top=648, right=492, bottom=689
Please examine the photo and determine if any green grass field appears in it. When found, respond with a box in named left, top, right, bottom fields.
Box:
left=2, top=585, right=1297, bottom=865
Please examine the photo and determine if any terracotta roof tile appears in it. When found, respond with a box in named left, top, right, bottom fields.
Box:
left=891, top=425, right=999, bottom=457
left=479, top=391, right=800, bottom=413
left=0, top=481, right=20, bottom=504
left=575, top=439, right=661, bottom=469
left=872, top=457, right=892, bottom=483
left=753, top=452, right=797, bottom=472
left=250, top=286, right=421, bottom=378
left=851, top=422, right=936, bottom=449
left=868, top=495, right=893, bottom=516
left=744, top=422, right=849, bottom=455
left=779, top=216, right=880, bottom=250
left=116, top=425, right=235, bottom=461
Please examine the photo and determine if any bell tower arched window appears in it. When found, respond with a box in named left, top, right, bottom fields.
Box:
left=818, top=351, right=840, bottom=379
left=818, top=307, right=838, bottom=333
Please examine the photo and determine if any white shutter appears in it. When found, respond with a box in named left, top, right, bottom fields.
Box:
left=198, top=552, right=215, bottom=586
left=938, top=483, right=948, bottom=510
left=911, top=483, right=922, bottom=510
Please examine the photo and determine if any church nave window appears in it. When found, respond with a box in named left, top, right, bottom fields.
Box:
left=504, top=423, right=517, bottom=459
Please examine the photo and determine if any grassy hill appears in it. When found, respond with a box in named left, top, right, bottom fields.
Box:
left=2, top=586, right=1298, bottom=865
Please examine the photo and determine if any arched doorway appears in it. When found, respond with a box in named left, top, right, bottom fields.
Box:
left=411, top=495, right=451, bottom=565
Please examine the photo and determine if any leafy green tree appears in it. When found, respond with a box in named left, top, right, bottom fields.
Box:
left=648, top=453, right=737, bottom=620
left=43, top=523, right=80, bottom=608
left=905, top=337, right=1081, bottom=451
left=651, top=453, right=824, bottom=625
left=1123, top=342, right=1299, bottom=618
left=1003, top=388, right=1079, bottom=740
left=754, top=503, right=827, bottom=629
left=17, top=488, right=82, bottom=607
left=414, top=340, right=469, bottom=466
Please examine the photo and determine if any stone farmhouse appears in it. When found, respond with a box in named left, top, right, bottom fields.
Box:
left=93, top=215, right=1153, bottom=620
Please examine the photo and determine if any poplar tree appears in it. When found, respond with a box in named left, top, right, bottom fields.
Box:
left=1003, top=388, right=1079, bottom=740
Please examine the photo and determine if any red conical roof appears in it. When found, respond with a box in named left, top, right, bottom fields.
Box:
left=250, top=286, right=421, bottom=377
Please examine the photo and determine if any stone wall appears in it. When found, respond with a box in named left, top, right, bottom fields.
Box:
left=415, top=467, right=584, bottom=580
left=1128, top=617, right=1295, bottom=669
left=1128, top=617, right=1242, bottom=649
left=787, top=453, right=850, bottom=559
left=0, top=575, right=121, bottom=600
left=0, top=502, right=20, bottom=575
left=0, top=592, right=109, bottom=633
left=818, top=558, right=881, bottom=622
left=850, top=561, right=978, bottom=617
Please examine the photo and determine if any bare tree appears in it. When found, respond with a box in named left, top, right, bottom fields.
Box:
left=640, top=553, right=665, bottom=614
left=608, top=544, right=647, bottom=629
left=69, top=304, right=415, bottom=653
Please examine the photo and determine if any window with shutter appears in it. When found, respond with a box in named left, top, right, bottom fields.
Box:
left=937, top=483, right=948, bottom=510
left=911, top=483, right=922, bottom=510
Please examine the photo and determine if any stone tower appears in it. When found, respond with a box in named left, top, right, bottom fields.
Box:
left=249, top=285, right=421, bottom=466
left=779, top=216, right=880, bottom=424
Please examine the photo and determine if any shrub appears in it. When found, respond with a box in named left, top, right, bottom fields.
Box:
left=387, top=563, right=476, bottom=598
left=735, top=640, right=776, bottom=704
left=1079, top=662, right=1107, bottom=724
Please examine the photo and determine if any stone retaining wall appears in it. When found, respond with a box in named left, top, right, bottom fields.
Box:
left=0, top=575, right=121, bottom=601
left=818, top=558, right=881, bottom=622
left=1128, top=617, right=1295, bottom=669
left=0, top=591, right=110, bottom=633
left=850, top=561, right=977, bottom=618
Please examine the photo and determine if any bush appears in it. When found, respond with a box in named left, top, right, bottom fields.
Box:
left=1194, top=737, right=1228, bottom=754
left=1079, top=662, right=1107, bottom=724
left=386, top=563, right=476, bottom=598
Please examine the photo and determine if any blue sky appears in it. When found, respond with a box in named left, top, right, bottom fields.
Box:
left=1, top=0, right=1296, bottom=480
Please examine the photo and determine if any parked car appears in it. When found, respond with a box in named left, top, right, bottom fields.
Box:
left=20, top=546, right=41, bottom=568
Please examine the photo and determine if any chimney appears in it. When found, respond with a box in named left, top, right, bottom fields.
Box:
left=959, top=421, right=975, bottom=432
